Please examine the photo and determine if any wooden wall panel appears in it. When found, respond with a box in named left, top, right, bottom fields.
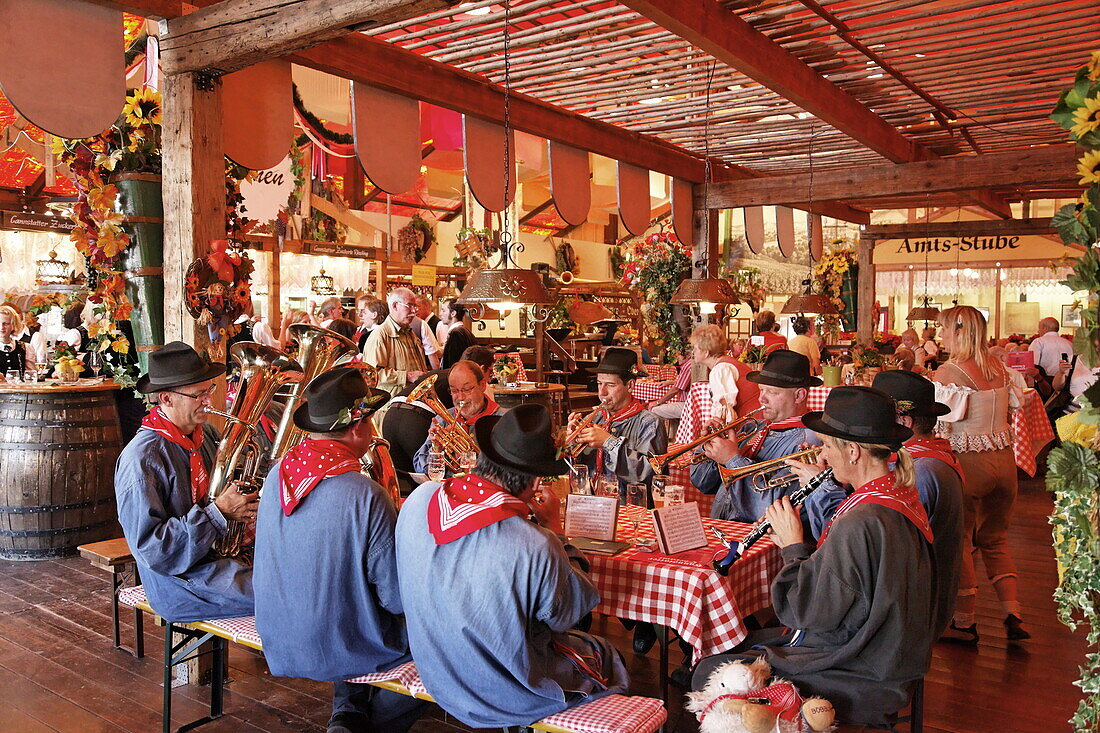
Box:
left=352, top=81, right=421, bottom=194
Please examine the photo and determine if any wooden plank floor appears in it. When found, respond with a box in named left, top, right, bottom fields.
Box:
left=0, top=475, right=1085, bottom=732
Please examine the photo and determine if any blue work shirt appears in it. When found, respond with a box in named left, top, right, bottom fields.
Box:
left=395, top=482, right=627, bottom=728
left=114, top=427, right=254, bottom=623
left=253, top=465, right=410, bottom=681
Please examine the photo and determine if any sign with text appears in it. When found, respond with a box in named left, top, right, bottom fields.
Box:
left=874, top=234, right=1071, bottom=265
left=652, top=502, right=708, bottom=555
left=303, top=241, right=378, bottom=260
left=238, top=154, right=295, bottom=225
left=565, top=494, right=619, bottom=541
left=411, top=264, right=437, bottom=286
left=1, top=211, right=77, bottom=234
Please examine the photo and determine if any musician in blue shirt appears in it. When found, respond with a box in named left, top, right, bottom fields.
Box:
left=692, top=350, right=822, bottom=522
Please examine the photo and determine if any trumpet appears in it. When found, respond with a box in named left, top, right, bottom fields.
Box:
left=408, top=373, right=479, bottom=471
left=646, top=406, right=766, bottom=474
left=562, top=404, right=607, bottom=460
left=717, top=446, right=823, bottom=492
left=713, top=468, right=834, bottom=575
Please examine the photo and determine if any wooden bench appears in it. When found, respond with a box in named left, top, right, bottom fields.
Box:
left=119, top=585, right=666, bottom=733
left=77, top=538, right=144, bottom=658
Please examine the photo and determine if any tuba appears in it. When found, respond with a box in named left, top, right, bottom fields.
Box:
left=269, top=323, right=360, bottom=461
left=206, top=342, right=303, bottom=559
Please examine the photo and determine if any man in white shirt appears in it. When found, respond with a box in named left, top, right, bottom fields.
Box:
left=317, top=298, right=344, bottom=329
left=1029, top=317, right=1073, bottom=378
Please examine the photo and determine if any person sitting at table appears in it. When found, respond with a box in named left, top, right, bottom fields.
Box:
left=800, top=370, right=964, bottom=638
left=691, top=386, right=936, bottom=729
left=395, top=404, right=629, bottom=729
left=691, top=349, right=821, bottom=523
left=933, top=304, right=1030, bottom=642
left=114, top=342, right=256, bottom=622
left=412, top=360, right=503, bottom=477
left=254, top=368, right=425, bottom=733
left=646, top=349, right=694, bottom=420
left=566, top=347, right=667, bottom=500
left=689, top=324, right=760, bottom=422
left=755, top=310, right=788, bottom=353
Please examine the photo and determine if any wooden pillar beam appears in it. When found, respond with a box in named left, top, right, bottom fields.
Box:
left=267, top=241, right=281, bottom=330
left=159, top=0, right=458, bottom=75
left=162, top=71, right=226, bottom=352
left=856, top=234, right=874, bottom=344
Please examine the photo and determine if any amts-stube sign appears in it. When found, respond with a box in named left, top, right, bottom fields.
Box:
left=873, top=232, right=1069, bottom=266
left=894, top=235, right=1020, bottom=256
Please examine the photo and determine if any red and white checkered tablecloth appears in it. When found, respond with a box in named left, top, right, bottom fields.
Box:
left=644, top=364, right=679, bottom=382
left=586, top=505, right=781, bottom=664
left=674, top=382, right=715, bottom=444
left=494, top=352, right=528, bottom=382
left=629, top=379, right=668, bottom=403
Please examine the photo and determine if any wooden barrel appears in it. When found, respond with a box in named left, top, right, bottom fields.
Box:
left=0, top=383, right=123, bottom=560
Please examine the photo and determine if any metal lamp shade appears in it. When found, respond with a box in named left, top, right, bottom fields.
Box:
left=781, top=292, right=838, bottom=315
left=457, top=267, right=554, bottom=308
left=906, top=305, right=941, bottom=321
left=670, top=277, right=739, bottom=305
left=35, top=250, right=71, bottom=285
left=310, top=269, right=336, bottom=296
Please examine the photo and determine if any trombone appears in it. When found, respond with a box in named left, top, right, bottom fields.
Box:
left=717, top=446, right=823, bottom=492
left=646, top=406, right=766, bottom=474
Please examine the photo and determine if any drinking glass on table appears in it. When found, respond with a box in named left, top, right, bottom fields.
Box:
left=426, top=452, right=447, bottom=483
left=459, top=450, right=477, bottom=472
left=5, top=369, right=19, bottom=383
left=664, top=485, right=685, bottom=506
left=87, top=350, right=103, bottom=380
left=595, top=476, right=619, bottom=501
left=35, top=360, right=48, bottom=380
left=651, top=474, right=668, bottom=507
left=626, top=482, right=648, bottom=508
left=569, top=464, right=590, bottom=495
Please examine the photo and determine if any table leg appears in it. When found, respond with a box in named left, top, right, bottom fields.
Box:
left=110, top=570, right=122, bottom=649
left=658, top=624, right=669, bottom=710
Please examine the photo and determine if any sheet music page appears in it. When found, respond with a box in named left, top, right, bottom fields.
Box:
left=564, top=495, right=619, bottom=541
left=653, top=502, right=708, bottom=554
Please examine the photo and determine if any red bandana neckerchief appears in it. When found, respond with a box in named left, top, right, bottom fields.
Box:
left=454, top=397, right=500, bottom=427
left=427, top=474, right=530, bottom=544
left=899, top=436, right=963, bottom=480
left=741, top=410, right=809, bottom=459
left=818, top=473, right=933, bottom=547
left=279, top=439, right=361, bottom=516
left=595, top=398, right=647, bottom=476
left=698, top=682, right=804, bottom=725
left=141, top=407, right=209, bottom=504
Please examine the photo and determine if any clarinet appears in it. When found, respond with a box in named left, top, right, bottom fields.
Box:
left=713, top=467, right=834, bottom=575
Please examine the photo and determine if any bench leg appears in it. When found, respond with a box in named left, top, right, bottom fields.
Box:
left=162, top=623, right=223, bottom=733
left=110, top=570, right=122, bottom=650
left=163, top=624, right=174, bottom=733
left=135, top=605, right=145, bottom=658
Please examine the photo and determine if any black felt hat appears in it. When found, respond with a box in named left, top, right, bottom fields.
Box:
left=136, top=341, right=225, bottom=394
left=745, top=349, right=822, bottom=388
left=473, top=404, right=569, bottom=477
left=595, top=346, right=647, bottom=380
left=292, top=367, right=390, bottom=432
left=872, top=370, right=950, bottom=417
left=802, top=386, right=912, bottom=449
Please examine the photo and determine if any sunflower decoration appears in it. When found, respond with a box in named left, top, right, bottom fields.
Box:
left=122, top=87, right=163, bottom=130
left=1071, top=96, right=1100, bottom=140
left=1079, top=149, right=1100, bottom=186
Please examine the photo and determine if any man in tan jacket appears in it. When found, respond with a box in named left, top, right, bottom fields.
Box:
left=362, top=287, right=428, bottom=396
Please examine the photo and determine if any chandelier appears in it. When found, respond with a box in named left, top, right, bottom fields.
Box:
left=310, top=267, right=336, bottom=296
left=35, top=250, right=71, bottom=285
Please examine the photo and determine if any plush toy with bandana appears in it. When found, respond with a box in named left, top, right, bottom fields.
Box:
left=685, top=658, right=836, bottom=733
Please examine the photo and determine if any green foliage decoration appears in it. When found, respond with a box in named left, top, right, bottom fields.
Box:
left=1047, top=49, right=1100, bottom=732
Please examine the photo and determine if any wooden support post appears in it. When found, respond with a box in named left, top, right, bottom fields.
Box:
left=267, top=241, right=281, bottom=327
left=907, top=268, right=914, bottom=330
left=161, top=71, right=226, bottom=351
left=857, top=234, right=875, bottom=344
left=993, top=266, right=1003, bottom=340
left=534, top=319, right=546, bottom=382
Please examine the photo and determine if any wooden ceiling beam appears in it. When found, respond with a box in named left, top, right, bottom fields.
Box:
left=78, top=0, right=207, bottom=18
left=158, top=0, right=459, bottom=75
left=619, top=0, right=931, bottom=164
left=861, top=218, right=1056, bottom=240
left=700, top=146, right=1081, bottom=209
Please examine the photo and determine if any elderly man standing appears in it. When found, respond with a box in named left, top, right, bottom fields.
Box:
left=396, top=405, right=628, bottom=729
left=114, top=342, right=256, bottom=622
left=362, top=287, right=428, bottom=396
left=410, top=295, right=443, bottom=370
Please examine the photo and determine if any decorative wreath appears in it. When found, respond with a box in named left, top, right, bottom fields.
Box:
left=397, top=214, right=437, bottom=263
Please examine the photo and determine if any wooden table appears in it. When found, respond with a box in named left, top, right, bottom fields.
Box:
left=492, top=381, right=567, bottom=425
left=0, top=378, right=122, bottom=560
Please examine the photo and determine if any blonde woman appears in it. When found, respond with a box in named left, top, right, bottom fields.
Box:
left=689, top=324, right=759, bottom=421
left=933, top=305, right=1029, bottom=642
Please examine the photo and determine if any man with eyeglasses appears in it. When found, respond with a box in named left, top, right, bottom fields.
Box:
left=412, top=360, right=503, bottom=478
left=362, top=287, right=429, bottom=396
left=114, top=342, right=256, bottom=622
